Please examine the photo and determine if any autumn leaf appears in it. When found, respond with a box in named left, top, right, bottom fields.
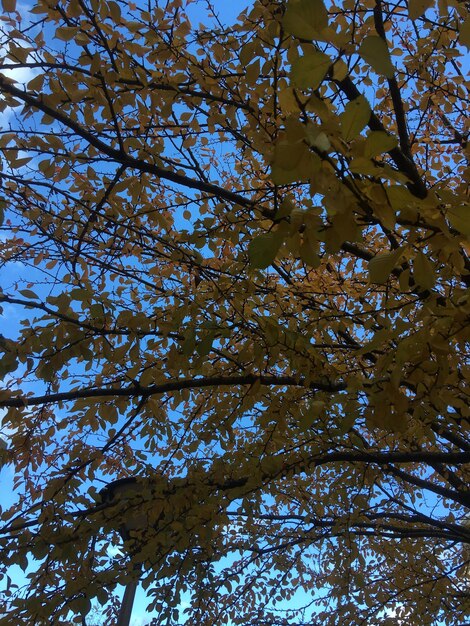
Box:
left=413, top=251, right=435, bottom=290
left=368, top=248, right=403, bottom=283
left=408, top=0, right=434, bottom=20
left=283, top=0, right=328, bottom=40
left=290, top=51, right=331, bottom=90
left=340, top=96, right=371, bottom=141
left=1, top=0, right=16, bottom=11
left=460, top=16, right=470, bottom=49
left=248, top=232, right=284, bottom=269
left=364, top=131, right=398, bottom=157
left=447, top=205, right=470, bottom=236
left=359, top=36, right=395, bottom=78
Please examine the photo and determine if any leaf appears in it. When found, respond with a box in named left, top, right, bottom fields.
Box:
left=413, top=252, right=435, bottom=290
left=108, top=0, right=122, bottom=23
left=18, top=289, right=39, bottom=299
left=364, top=131, right=398, bottom=158
left=283, top=0, right=328, bottom=40
left=248, top=232, right=284, bottom=269
left=359, top=36, right=395, bottom=78
left=446, top=205, right=470, bottom=236
left=408, top=0, right=433, bottom=20
left=368, top=248, right=403, bottom=284
left=2, top=0, right=16, bottom=11
left=306, top=125, right=331, bottom=152
left=299, top=228, right=320, bottom=267
left=460, top=16, right=470, bottom=49
left=27, top=74, right=45, bottom=92
left=340, top=96, right=371, bottom=141
left=55, top=27, right=77, bottom=42
left=332, top=59, right=348, bottom=81
left=239, top=42, right=256, bottom=67
left=290, top=51, right=331, bottom=90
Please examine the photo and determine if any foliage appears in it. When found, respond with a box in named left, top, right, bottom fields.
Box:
left=0, top=0, right=469, bottom=624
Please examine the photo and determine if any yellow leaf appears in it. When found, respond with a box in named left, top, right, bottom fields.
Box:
left=408, top=0, right=434, bottom=20
left=55, top=27, right=77, bottom=42
left=364, top=131, right=398, bottom=158
left=368, top=248, right=403, bottom=284
left=290, top=51, right=331, bottom=90
left=306, top=125, right=331, bottom=152
left=349, top=156, right=382, bottom=175
left=340, top=96, right=371, bottom=141
left=278, top=87, right=299, bottom=114
left=332, top=59, right=348, bottom=81
left=27, top=74, right=44, bottom=92
left=413, top=252, right=435, bottom=290
left=283, top=0, right=328, bottom=40
left=359, top=36, right=395, bottom=78
left=271, top=138, right=305, bottom=171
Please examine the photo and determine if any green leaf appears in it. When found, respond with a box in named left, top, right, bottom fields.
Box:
left=413, top=252, right=435, bottom=290
left=291, top=51, right=331, bottom=90
left=283, top=0, right=328, bottom=40
left=364, top=131, right=398, bottom=158
left=368, top=248, right=403, bottom=284
left=408, top=0, right=433, bottom=20
left=340, top=96, right=371, bottom=141
left=248, top=232, right=284, bottom=269
left=359, top=36, right=395, bottom=78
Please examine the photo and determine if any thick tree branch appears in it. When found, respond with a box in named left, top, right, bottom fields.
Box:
left=0, top=374, right=346, bottom=408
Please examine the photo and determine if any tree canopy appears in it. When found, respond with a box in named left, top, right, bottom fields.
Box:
left=0, top=0, right=469, bottom=623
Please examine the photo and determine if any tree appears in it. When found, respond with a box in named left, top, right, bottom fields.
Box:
left=0, top=0, right=469, bottom=623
